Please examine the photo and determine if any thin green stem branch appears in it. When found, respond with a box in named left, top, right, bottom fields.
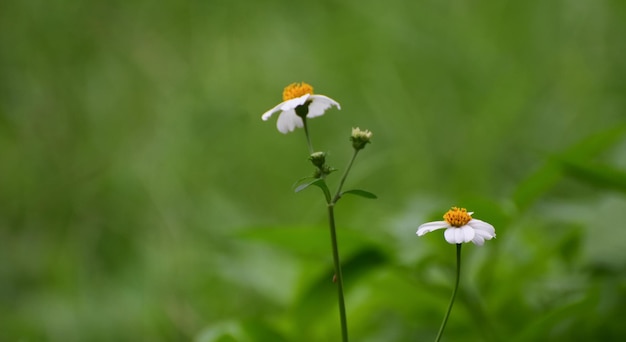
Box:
left=435, top=243, right=462, bottom=342
left=333, top=149, right=359, bottom=203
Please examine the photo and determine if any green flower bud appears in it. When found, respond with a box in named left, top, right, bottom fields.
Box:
left=309, top=151, right=327, bottom=168
left=350, top=127, right=373, bottom=150
left=314, top=165, right=336, bottom=178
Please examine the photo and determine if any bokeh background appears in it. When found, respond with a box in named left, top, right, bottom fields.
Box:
left=1, top=0, right=626, bottom=341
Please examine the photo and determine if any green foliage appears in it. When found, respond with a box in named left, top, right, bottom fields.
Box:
left=558, top=158, right=626, bottom=195
left=341, top=189, right=378, bottom=200
left=1, top=0, right=626, bottom=341
left=294, top=178, right=332, bottom=203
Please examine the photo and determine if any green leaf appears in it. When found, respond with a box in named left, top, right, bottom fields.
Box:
left=292, top=176, right=315, bottom=191
left=341, top=189, right=378, bottom=199
left=294, top=178, right=331, bottom=203
left=513, top=124, right=626, bottom=211
left=557, top=158, right=626, bottom=194
left=196, top=319, right=287, bottom=342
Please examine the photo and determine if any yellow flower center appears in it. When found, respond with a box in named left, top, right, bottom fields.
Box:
left=283, top=82, right=314, bottom=101
left=443, top=207, right=472, bottom=227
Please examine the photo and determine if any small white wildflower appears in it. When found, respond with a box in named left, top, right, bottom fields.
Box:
left=261, top=82, right=341, bottom=134
left=416, top=207, right=496, bottom=246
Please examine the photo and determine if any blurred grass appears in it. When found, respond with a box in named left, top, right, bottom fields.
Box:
left=1, top=0, right=626, bottom=341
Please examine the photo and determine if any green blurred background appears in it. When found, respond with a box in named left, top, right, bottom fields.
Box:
left=1, top=0, right=625, bottom=341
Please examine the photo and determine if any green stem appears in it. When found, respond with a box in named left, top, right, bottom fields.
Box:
left=332, top=149, right=359, bottom=203
left=327, top=204, right=348, bottom=342
left=325, top=148, right=360, bottom=342
left=302, top=118, right=314, bottom=154
left=435, top=243, right=462, bottom=342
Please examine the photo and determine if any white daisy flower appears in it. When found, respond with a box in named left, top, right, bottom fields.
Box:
left=261, top=82, right=341, bottom=134
left=416, top=207, right=496, bottom=246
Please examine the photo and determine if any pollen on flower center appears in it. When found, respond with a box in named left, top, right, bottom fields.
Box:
left=282, top=82, right=314, bottom=101
left=443, top=207, right=472, bottom=227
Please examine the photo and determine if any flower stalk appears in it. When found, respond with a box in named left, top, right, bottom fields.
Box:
left=326, top=148, right=361, bottom=342
left=262, top=83, right=375, bottom=342
left=435, top=243, right=462, bottom=342
left=416, top=208, right=495, bottom=340
left=327, top=203, right=348, bottom=342
left=302, top=118, right=314, bottom=154
left=333, top=149, right=359, bottom=203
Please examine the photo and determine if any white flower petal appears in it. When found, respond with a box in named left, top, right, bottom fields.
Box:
left=473, top=227, right=495, bottom=239
left=444, top=226, right=475, bottom=244
left=280, top=94, right=311, bottom=112
left=416, top=221, right=450, bottom=236
left=471, top=229, right=493, bottom=246
left=307, top=95, right=341, bottom=118
left=276, top=110, right=303, bottom=134
left=443, top=228, right=457, bottom=244
left=468, top=219, right=496, bottom=239
left=261, top=101, right=286, bottom=121
left=471, top=234, right=485, bottom=246
left=462, top=226, right=476, bottom=242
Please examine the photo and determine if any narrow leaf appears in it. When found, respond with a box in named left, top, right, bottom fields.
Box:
left=292, top=177, right=315, bottom=191
left=294, top=179, right=317, bottom=193
left=341, top=189, right=378, bottom=199
left=294, top=178, right=331, bottom=202
left=310, top=178, right=332, bottom=203
left=558, top=158, right=626, bottom=194
left=513, top=125, right=626, bottom=211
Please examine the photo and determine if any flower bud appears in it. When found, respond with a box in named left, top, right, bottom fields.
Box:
left=350, top=127, right=373, bottom=150
left=309, top=151, right=327, bottom=168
